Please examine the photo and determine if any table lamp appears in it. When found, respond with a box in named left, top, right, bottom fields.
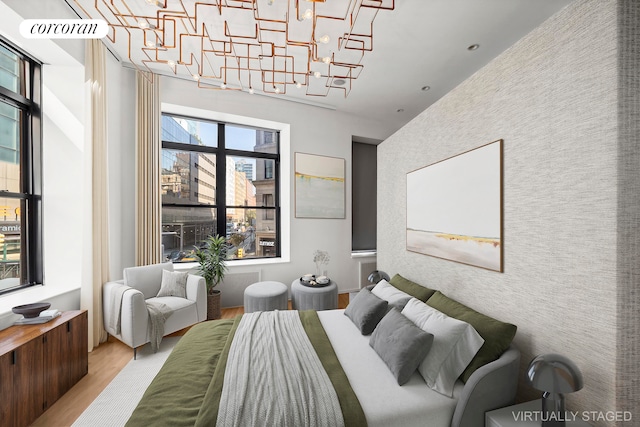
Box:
left=367, top=270, right=390, bottom=284
left=527, top=353, right=584, bottom=427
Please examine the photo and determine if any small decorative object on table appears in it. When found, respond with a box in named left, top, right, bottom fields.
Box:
left=13, top=303, right=61, bottom=325
left=12, top=302, right=51, bottom=318
left=313, top=250, right=330, bottom=277
left=300, top=274, right=331, bottom=287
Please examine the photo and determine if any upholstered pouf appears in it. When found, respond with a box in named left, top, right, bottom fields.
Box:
left=290, top=279, right=338, bottom=311
left=243, top=281, right=289, bottom=313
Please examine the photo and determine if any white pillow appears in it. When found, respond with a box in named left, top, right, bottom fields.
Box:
left=371, top=279, right=413, bottom=307
left=401, top=298, right=484, bottom=397
left=157, top=270, right=188, bottom=298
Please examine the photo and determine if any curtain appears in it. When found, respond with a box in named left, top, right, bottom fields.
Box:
left=83, top=39, right=109, bottom=350
left=135, top=72, right=161, bottom=266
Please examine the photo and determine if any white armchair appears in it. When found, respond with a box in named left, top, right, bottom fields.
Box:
left=103, top=262, right=207, bottom=357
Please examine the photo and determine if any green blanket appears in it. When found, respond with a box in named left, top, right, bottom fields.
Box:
left=126, top=311, right=366, bottom=427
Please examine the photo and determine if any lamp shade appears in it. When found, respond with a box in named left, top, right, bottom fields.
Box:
left=367, top=270, right=390, bottom=284
left=527, top=354, right=584, bottom=394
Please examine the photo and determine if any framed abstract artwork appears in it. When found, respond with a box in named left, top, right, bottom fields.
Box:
left=295, top=152, right=345, bottom=219
left=406, top=139, right=503, bottom=271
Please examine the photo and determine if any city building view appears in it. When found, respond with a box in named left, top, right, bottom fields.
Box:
left=0, top=45, right=22, bottom=283
left=161, top=115, right=278, bottom=262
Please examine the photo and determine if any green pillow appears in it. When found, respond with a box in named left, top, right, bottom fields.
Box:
left=388, top=274, right=436, bottom=302
left=426, top=291, right=517, bottom=383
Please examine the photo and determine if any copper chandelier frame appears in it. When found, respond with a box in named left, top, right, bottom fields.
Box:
left=73, top=0, right=395, bottom=97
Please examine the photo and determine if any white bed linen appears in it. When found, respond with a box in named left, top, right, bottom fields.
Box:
left=318, top=309, right=463, bottom=427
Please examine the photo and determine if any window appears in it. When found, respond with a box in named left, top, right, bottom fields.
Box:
left=161, top=114, right=280, bottom=262
left=0, top=38, right=42, bottom=295
left=352, top=140, right=378, bottom=252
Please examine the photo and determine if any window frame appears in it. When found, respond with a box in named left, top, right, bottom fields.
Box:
left=161, top=112, right=282, bottom=261
left=0, top=36, right=43, bottom=295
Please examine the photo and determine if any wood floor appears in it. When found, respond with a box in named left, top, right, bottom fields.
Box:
left=31, top=293, right=350, bottom=426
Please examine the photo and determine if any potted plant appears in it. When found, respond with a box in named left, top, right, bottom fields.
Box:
left=194, top=234, right=228, bottom=320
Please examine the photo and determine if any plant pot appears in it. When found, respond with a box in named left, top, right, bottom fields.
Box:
left=207, top=290, right=222, bottom=320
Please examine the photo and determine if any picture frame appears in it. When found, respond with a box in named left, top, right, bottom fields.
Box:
left=295, top=152, right=346, bottom=219
left=406, top=139, right=503, bottom=271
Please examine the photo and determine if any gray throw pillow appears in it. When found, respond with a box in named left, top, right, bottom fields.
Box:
left=344, top=288, right=388, bottom=335
left=157, top=270, right=188, bottom=298
left=369, top=307, right=435, bottom=385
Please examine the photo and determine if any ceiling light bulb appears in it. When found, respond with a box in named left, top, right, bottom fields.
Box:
left=295, top=82, right=302, bottom=89
left=145, top=40, right=155, bottom=48
left=138, top=20, right=149, bottom=29
left=274, top=87, right=280, bottom=94
left=220, top=83, right=227, bottom=89
left=322, top=56, right=331, bottom=64
left=268, top=0, right=274, bottom=4
left=192, top=74, right=200, bottom=81
left=421, top=85, right=430, bottom=91
left=303, top=9, right=313, bottom=20
left=467, top=44, right=480, bottom=51
left=249, top=88, right=254, bottom=95
left=314, top=71, right=321, bottom=79
left=167, top=60, right=176, bottom=67
left=318, top=35, right=330, bottom=44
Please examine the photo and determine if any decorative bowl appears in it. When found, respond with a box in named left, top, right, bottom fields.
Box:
left=12, top=302, right=51, bottom=318
left=316, top=276, right=330, bottom=285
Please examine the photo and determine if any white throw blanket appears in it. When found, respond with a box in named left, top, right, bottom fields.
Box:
left=145, top=300, right=173, bottom=353
left=216, top=310, right=345, bottom=427
left=108, top=283, right=132, bottom=335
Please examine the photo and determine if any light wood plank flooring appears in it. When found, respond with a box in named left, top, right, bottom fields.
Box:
left=32, top=293, right=350, bottom=426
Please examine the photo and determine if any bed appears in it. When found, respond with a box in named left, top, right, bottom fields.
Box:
left=126, top=277, right=519, bottom=427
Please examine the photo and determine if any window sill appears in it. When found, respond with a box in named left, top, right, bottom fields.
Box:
left=351, top=251, right=377, bottom=258
left=0, top=283, right=80, bottom=330
left=173, top=256, right=290, bottom=272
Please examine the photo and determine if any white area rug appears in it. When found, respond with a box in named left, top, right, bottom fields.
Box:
left=72, top=337, right=180, bottom=427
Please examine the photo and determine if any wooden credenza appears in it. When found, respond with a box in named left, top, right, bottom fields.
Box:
left=0, top=310, right=88, bottom=427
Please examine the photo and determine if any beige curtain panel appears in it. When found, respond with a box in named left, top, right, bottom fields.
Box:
left=135, top=72, right=161, bottom=266
left=83, top=39, right=109, bottom=350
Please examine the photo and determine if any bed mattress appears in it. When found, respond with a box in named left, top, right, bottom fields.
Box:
left=318, top=309, right=461, bottom=427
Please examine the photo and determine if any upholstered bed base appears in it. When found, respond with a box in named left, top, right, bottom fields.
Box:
left=451, top=345, right=520, bottom=427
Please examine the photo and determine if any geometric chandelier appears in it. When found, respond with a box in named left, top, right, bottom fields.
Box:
left=72, top=0, right=395, bottom=97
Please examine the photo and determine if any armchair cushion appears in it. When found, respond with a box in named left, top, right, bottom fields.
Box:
left=157, top=270, right=188, bottom=298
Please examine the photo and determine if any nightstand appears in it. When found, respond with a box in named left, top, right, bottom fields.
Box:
left=486, top=400, right=591, bottom=427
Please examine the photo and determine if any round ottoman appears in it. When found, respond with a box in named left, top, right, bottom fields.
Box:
left=291, top=279, right=338, bottom=311
left=243, top=281, right=288, bottom=313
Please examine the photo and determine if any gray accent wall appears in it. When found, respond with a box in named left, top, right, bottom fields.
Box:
left=377, top=0, right=638, bottom=423
left=616, top=0, right=639, bottom=420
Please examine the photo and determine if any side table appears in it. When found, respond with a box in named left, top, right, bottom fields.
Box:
left=291, top=278, right=338, bottom=311
left=486, top=400, right=592, bottom=427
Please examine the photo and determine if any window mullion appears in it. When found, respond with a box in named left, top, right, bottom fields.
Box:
left=216, top=123, right=226, bottom=236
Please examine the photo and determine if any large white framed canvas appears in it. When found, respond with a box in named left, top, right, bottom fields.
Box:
left=295, top=152, right=345, bottom=219
left=406, top=140, right=503, bottom=271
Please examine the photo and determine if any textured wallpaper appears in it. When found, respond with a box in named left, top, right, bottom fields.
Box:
left=378, top=0, right=638, bottom=424
left=616, top=0, right=640, bottom=422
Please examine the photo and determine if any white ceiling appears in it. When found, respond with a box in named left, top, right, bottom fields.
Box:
left=64, top=0, right=574, bottom=133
